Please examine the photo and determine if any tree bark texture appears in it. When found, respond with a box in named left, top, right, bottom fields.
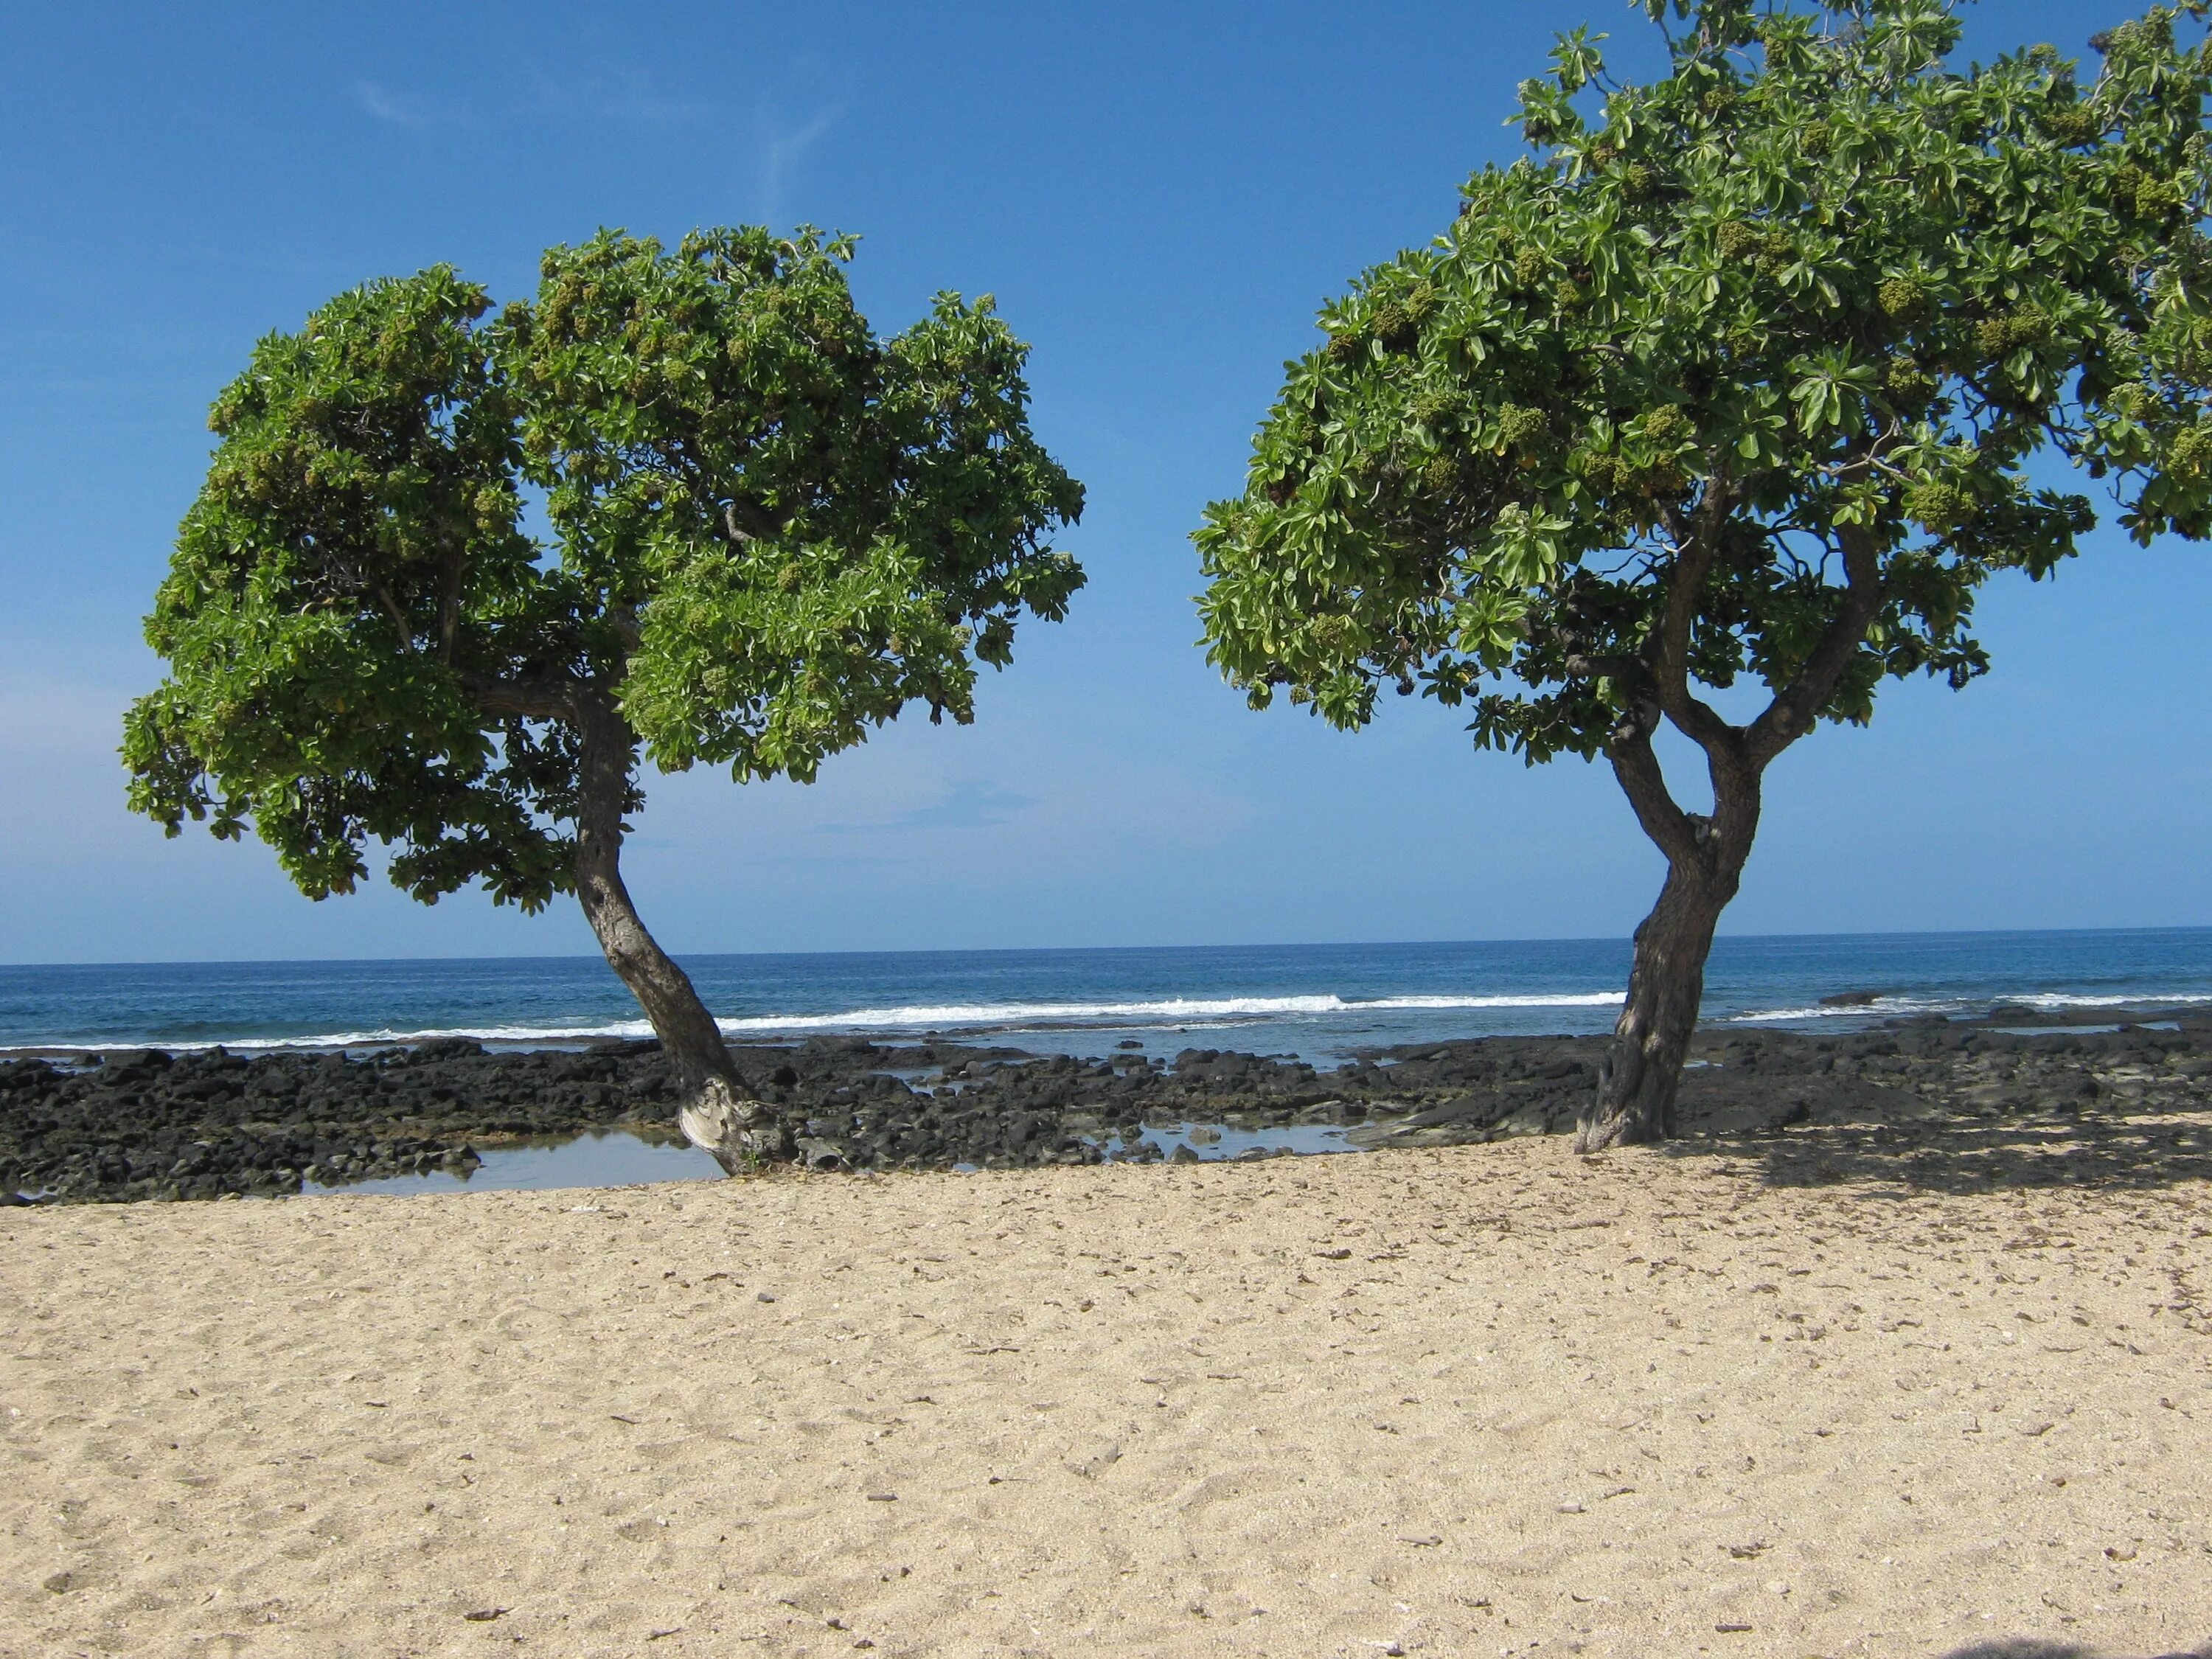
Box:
left=1577, top=714, right=1761, bottom=1152
left=1576, top=862, right=1733, bottom=1150
left=571, top=688, right=790, bottom=1169
left=1571, top=499, right=1885, bottom=1150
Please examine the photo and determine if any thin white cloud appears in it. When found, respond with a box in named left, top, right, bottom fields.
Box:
left=580, top=67, right=706, bottom=125
left=365, top=66, right=705, bottom=133
left=519, top=66, right=709, bottom=127
left=823, top=779, right=1037, bottom=837
left=355, top=80, right=451, bottom=131
left=757, top=107, right=839, bottom=221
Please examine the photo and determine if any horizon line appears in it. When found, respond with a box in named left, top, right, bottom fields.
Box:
left=3, top=921, right=2208, bottom=973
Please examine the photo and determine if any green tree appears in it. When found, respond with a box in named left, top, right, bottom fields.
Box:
left=1198, top=1, right=2212, bottom=1149
left=125, top=228, right=1082, bottom=1166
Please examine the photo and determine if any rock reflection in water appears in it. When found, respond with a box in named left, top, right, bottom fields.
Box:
left=302, top=1130, right=721, bottom=1197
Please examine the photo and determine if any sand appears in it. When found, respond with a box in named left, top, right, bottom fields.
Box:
left=4, top=1117, right=2209, bottom=1659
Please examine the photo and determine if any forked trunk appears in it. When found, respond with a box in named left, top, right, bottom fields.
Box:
left=1576, top=864, right=1731, bottom=1152
left=1571, top=498, right=1874, bottom=1148
left=1579, top=726, right=1761, bottom=1154
left=572, top=689, right=790, bottom=1171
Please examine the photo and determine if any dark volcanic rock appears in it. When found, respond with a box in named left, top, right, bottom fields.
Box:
left=4, top=1014, right=2207, bottom=1203
left=1340, top=1022, right=2211, bottom=1148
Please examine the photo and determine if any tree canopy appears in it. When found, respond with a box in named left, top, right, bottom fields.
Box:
left=125, top=227, right=1084, bottom=914
left=1199, top=0, right=2211, bottom=764
left=1195, top=0, right=2212, bottom=1145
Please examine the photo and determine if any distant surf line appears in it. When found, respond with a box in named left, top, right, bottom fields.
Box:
left=6, top=990, right=1631, bottom=1054
left=1725, top=990, right=2211, bottom=1023
left=13, top=983, right=2210, bottom=1057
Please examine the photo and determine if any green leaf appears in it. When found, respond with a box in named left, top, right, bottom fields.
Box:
left=130, top=228, right=1084, bottom=920
left=1194, top=0, right=2212, bottom=816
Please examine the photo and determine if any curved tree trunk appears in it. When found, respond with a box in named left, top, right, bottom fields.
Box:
left=571, top=687, right=790, bottom=1171
left=1569, top=505, right=1882, bottom=1151
left=1576, top=863, right=1731, bottom=1150
left=1577, top=726, right=1761, bottom=1154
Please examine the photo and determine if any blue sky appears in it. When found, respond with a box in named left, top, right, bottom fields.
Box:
left=1, top=1, right=2205, bottom=964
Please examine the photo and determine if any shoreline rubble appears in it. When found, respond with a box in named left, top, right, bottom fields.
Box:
left=3, top=1005, right=2208, bottom=1204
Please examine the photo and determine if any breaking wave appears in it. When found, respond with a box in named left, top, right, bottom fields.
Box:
left=713, top=990, right=1627, bottom=1034
left=1725, top=990, right=2207, bottom=1023
left=21, top=990, right=1630, bottom=1053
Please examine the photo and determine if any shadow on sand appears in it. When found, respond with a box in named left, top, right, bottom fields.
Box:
left=1665, top=1108, right=2212, bottom=1200
left=1655, top=1107, right=2211, bottom=1659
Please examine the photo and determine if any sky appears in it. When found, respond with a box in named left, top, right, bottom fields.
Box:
left=1, top=0, right=2206, bottom=965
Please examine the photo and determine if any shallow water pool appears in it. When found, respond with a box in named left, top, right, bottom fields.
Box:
left=300, top=1130, right=723, bottom=1197
left=1135, top=1121, right=1357, bottom=1161
left=296, top=1119, right=1356, bottom=1198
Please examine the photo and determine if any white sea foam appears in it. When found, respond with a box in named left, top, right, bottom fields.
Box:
left=713, top=990, right=1627, bottom=1033
left=2012, top=992, right=2202, bottom=1008
left=1723, top=997, right=1954, bottom=1023
left=24, top=990, right=1627, bottom=1053
left=1725, top=989, right=2207, bottom=1023
left=83, top=1019, right=662, bottom=1053
left=25, top=982, right=2202, bottom=1055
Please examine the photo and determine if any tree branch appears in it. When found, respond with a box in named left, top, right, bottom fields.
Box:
left=723, top=496, right=781, bottom=546
left=368, top=580, right=414, bottom=649
left=1645, top=475, right=1739, bottom=755
left=436, top=546, right=463, bottom=667
left=608, top=603, right=644, bottom=654
left=464, top=675, right=575, bottom=723
left=1745, top=520, right=1888, bottom=767
left=1565, top=653, right=1648, bottom=684
left=1605, top=699, right=1701, bottom=867
left=1660, top=683, right=1737, bottom=754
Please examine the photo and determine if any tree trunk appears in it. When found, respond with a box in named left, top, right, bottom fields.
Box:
left=1576, top=862, right=1732, bottom=1151
left=1578, top=728, right=1761, bottom=1154
left=571, top=688, right=790, bottom=1171
left=1568, top=498, right=1877, bottom=1150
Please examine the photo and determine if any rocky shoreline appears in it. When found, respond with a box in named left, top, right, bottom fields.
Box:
left=4, top=1006, right=2209, bottom=1204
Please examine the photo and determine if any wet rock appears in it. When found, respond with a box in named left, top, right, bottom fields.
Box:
left=1488, top=1102, right=1562, bottom=1139
left=1398, top=1096, right=1495, bottom=1131
left=4, top=1019, right=2205, bottom=1202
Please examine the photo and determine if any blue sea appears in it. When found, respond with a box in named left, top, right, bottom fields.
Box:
left=2, top=928, right=2208, bottom=1065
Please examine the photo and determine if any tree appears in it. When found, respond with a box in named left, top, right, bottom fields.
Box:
left=1197, top=1, right=2212, bottom=1150
left=125, top=228, right=1083, bottom=1167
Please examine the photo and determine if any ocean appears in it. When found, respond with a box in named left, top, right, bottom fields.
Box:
left=3, top=928, right=2208, bottom=1064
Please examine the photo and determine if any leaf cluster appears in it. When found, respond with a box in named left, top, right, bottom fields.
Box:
left=125, top=230, right=1083, bottom=906
left=1197, top=0, right=2212, bottom=763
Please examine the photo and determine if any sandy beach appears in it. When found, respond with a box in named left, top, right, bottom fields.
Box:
left=5, top=1120, right=2209, bottom=1659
